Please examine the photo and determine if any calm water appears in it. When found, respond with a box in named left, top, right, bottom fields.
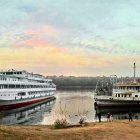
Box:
left=1, top=90, right=140, bottom=125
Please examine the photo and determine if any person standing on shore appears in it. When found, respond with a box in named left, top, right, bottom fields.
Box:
left=110, top=114, right=113, bottom=122
left=98, top=112, right=101, bottom=122
left=107, top=112, right=110, bottom=121
left=128, top=112, right=133, bottom=121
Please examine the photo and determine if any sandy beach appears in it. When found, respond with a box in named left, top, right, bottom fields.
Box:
left=0, top=120, right=140, bottom=140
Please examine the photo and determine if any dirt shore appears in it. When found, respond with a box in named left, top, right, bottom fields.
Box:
left=0, top=120, right=140, bottom=140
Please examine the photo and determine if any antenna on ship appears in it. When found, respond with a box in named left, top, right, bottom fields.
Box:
left=133, top=62, right=136, bottom=83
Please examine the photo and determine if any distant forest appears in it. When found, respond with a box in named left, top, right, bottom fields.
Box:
left=48, top=76, right=140, bottom=89
left=48, top=76, right=111, bottom=89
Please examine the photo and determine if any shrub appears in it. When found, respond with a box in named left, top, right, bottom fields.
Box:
left=54, top=119, right=67, bottom=129
left=79, top=117, right=85, bottom=125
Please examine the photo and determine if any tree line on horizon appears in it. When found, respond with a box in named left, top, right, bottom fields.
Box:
left=48, top=76, right=111, bottom=89
left=47, top=75, right=140, bottom=89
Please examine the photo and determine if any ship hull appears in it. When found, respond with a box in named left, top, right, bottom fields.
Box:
left=0, top=96, right=55, bottom=110
left=95, top=99, right=140, bottom=107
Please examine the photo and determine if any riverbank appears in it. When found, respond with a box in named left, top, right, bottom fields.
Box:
left=0, top=120, right=140, bottom=140
left=57, top=86, right=95, bottom=89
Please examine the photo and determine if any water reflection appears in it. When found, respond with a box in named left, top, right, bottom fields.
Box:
left=95, top=106, right=140, bottom=121
left=0, top=98, right=56, bottom=125
left=42, top=90, right=95, bottom=124
left=1, top=90, right=140, bottom=125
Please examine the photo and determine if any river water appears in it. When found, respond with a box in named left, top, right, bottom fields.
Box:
left=1, top=90, right=140, bottom=125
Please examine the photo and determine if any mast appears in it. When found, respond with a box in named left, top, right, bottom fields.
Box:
left=95, top=78, right=99, bottom=94
left=134, top=62, right=136, bottom=83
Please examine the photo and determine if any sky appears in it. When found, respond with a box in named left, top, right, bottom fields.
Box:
left=0, top=0, right=140, bottom=77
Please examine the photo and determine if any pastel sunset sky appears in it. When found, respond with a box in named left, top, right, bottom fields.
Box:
left=0, top=0, right=140, bottom=77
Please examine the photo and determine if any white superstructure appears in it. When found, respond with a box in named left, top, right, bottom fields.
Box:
left=113, top=83, right=140, bottom=98
left=0, top=70, right=56, bottom=109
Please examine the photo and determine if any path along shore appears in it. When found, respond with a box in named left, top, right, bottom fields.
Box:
left=0, top=120, right=140, bottom=140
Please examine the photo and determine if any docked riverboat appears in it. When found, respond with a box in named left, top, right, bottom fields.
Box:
left=94, top=63, right=140, bottom=107
left=0, top=70, right=56, bottom=109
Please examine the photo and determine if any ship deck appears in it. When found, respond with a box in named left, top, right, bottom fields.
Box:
left=95, top=95, right=140, bottom=101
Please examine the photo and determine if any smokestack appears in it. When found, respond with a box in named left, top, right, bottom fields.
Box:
left=134, top=62, right=136, bottom=83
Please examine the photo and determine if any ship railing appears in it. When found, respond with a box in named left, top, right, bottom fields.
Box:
left=0, top=76, right=49, bottom=83
left=113, top=89, right=138, bottom=93
left=95, top=95, right=140, bottom=101
left=0, top=80, right=48, bottom=85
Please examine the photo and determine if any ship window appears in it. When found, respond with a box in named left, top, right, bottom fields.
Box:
left=118, top=94, right=120, bottom=97
left=6, top=72, right=13, bottom=75
left=4, top=85, right=8, bottom=88
left=9, top=85, right=15, bottom=88
left=135, top=95, right=138, bottom=97
left=18, top=92, right=26, bottom=96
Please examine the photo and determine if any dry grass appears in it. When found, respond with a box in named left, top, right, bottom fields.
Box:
left=0, top=120, right=140, bottom=140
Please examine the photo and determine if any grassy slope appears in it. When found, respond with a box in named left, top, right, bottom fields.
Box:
left=0, top=120, right=140, bottom=140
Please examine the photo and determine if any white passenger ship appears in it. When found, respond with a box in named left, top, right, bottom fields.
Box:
left=0, top=70, right=56, bottom=109
left=95, top=63, right=140, bottom=107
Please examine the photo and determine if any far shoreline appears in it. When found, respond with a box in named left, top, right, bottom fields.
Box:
left=56, top=86, right=95, bottom=89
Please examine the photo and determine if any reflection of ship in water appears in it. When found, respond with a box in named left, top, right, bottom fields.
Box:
left=95, top=106, right=140, bottom=121
left=0, top=97, right=56, bottom=125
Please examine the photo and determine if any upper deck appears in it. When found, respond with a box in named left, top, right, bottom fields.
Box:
left=115, top=82, right=140, bottom=87
left=0, top=70, right=54, bottom=85
left=112, top=82, right=140, bottom=98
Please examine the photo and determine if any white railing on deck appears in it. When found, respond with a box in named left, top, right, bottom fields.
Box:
left=95, top=95, right=140, bottom=101
left=113, top=89, right=138, bottom=93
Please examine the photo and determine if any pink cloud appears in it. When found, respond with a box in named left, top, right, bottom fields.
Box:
left=23, top=24, right=62, bottom=48
left=25, top=25, right=59, bottom=36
